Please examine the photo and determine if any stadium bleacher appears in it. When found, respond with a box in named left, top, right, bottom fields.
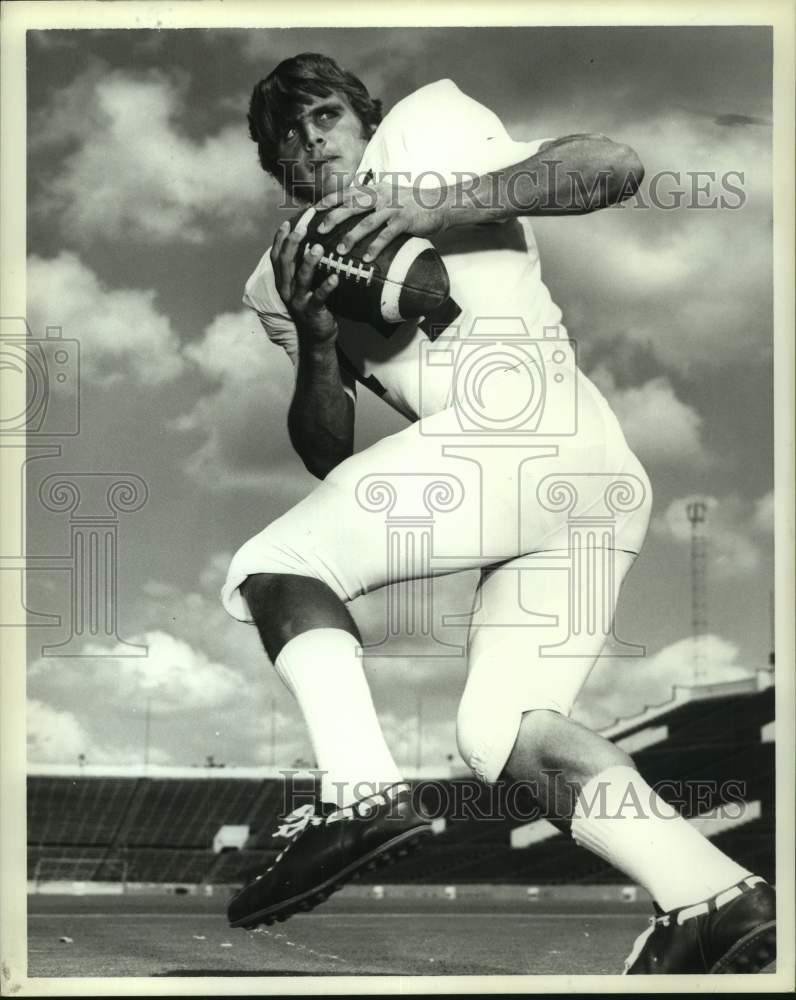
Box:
left=121, top=779, right=262, bottom=847
left=27, top=776, right=139, bottom=847
left=27, top=678, right=776, bottom=888
left=712, top=814, right=776, bottom=882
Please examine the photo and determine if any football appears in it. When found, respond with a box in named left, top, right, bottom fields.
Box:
left=290, top=205, right=451, bottom=329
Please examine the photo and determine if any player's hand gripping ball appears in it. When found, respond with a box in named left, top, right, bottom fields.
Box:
left=289, top=206, right=451, bottom=328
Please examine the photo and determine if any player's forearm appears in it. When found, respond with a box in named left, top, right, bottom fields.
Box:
left=445, top=136, right=644, bottom=223
left=288, top=339, right=354, bottom=479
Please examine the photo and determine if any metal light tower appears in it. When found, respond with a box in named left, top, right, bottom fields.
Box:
left=686, top=500, right=709, bottom=683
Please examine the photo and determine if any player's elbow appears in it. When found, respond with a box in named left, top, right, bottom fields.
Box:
left=303, top=456, right=336, bottom=481
left=296, top=444, right=352, bottom=481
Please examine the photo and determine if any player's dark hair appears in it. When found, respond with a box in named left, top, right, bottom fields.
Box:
left=248, top=52, right=382, bottom=191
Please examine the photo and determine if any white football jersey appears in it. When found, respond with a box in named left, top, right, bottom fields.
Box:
left=242, top=79, right=565, bottom=422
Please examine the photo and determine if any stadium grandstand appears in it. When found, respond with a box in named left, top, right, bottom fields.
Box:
left=27, top=671, right=775, bottom=893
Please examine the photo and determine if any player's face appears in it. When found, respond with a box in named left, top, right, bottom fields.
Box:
left=278, top=92, right=373, bottom=203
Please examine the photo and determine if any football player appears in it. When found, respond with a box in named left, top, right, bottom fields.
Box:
left=222, top=53, right=776, bottom=973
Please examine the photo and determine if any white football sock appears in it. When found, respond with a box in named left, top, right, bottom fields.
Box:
left=274, top=628, right=403, bottom=807
left=571, top=765, right=751, bottom=911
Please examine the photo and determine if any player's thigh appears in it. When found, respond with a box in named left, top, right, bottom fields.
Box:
left=456, top=548, right=638, bottom=781
left=222, top=412, right=492, bottom=617
left=223, top=383, right=651, bottom=619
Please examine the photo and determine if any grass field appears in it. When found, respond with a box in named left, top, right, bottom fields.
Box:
left=28, top=891, right=654, bottom=978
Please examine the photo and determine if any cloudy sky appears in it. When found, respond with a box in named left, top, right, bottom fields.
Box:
left=23, top=26, right=775, bottom=771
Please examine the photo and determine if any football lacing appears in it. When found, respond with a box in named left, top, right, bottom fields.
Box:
left=305, top=245, right=375, bottom=285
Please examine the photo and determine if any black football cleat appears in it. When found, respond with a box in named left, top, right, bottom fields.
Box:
left=228, top=781, right=433, bottom=929
left=234, top=800, right=334, bottom=888
left=623, top=875, right=776, bottom=974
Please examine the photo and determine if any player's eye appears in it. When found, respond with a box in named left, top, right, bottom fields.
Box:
left=283, top=126, right=298, bottom=141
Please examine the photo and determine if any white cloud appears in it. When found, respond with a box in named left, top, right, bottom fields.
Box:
left=177, top=310, right=311, bottom=492
left=752, top=490, right=774, bottom=534
left=30, top=67, right=271, bottom=245
left=27, top=698, right=172, bottom=765
left=88, top=630, right=247, bottom=715
left=27, top=252, right=184, bottom=386
left=199, top=551, right=236, bottom=592
left=589, top=368, right=708, bottom=465
left=27, top=699, right=92, bottom=762
left=575, top=633, right=754, bottom=731
left=526, top=107, right=772, bottom=376
left=183, top=310, right=281, bottom=382
left=652, top=492, right=772, bottom=579
left=27, top=595, right=380, bottom=766
left=138, top=571, right=266, bottom=674
left=30, top=630, right=248, bottom=717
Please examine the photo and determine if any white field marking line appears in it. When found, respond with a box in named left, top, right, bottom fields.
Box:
left=29, top=911, right=636, bottom=920
left=259, top=927, right=342, bottom=963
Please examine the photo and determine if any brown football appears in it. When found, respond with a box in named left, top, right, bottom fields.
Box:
left=290, top=206, right=451, bottom=329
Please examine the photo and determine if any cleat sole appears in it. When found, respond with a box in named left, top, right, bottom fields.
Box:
left=711, top=922, right=776, bottom=974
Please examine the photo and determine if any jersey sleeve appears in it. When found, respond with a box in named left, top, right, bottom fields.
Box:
left=242, top=250, right=356, bottom=401
left=361, top=79, right=554, bottom=184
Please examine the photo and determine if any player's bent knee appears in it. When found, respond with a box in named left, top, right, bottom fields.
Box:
left=238, top=572, right=280, bottom=623
left=221, top=517, right=354, bottom=624
left=515, top=708, right=570, bottom=758
left=240, top=572, right=360, bottom=661
left=456, top=698, right=634, bottom=785
left=240, top=572, right=345, bottom=623
left=455, top=689, right=525, bottom=784
left=513, top=709, right=634, bottom=778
